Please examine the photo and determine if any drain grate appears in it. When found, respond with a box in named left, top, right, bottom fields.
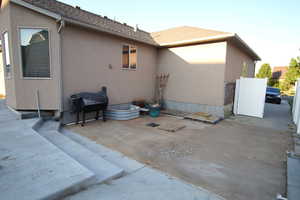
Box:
left=146, top=123, right=160, bottom=127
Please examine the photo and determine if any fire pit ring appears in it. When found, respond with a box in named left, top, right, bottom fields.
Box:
left=105, top=104, right=140, bottom=120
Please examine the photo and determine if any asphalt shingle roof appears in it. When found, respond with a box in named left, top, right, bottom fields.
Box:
left=151, top=26, right=230, bottom=45
left=20, top=0, right=157, bottom=45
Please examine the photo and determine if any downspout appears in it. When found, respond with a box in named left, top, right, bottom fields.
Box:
left=56, top=19, right=65, bottom=119
left=58, top=20, right=65, bottom=33
left=36, top=90, right=41, bottom=118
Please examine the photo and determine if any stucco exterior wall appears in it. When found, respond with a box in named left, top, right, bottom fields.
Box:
left=225, top=42, right=255, bottom=83
left=157, top=42, right=227, bottom=107
left=0, top=3, right=16, bottom=107
left=8, top=3, right=61, bottom=110
left=61, top=25, right=158, bottom=111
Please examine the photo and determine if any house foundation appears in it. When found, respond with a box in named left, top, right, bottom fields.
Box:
left=164, top=100, right=233, bottom=118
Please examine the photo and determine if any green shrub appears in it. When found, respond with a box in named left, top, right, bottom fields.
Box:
left=268, top=78, right=279, bottom=87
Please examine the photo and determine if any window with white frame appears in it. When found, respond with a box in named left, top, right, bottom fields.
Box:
left=20, top=28, right=50, bottom=78
left=2, top=31, right=11, bottom=77
left=122, top=45, right=137, bottom=70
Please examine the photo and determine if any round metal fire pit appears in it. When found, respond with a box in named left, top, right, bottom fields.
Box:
left=105, top=104, right=140, bottom=120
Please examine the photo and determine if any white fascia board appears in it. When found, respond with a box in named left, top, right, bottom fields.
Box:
left=159, top=33, right=260, bottom=61
left=233, top=34, right=261, bottom=61
left=159, top=33, right=235, bottom=47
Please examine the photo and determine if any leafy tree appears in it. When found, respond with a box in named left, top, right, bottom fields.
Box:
left=256, top=63, right=273, bottom=85
left=269, top=78, right=279, bottom=87
left=256, top=63, right=272, bottom=79
left=281, top=57, right=300, bottom=91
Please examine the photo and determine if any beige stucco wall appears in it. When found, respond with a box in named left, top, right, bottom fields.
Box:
left=225, top=41, right=255, bottom=83
left=8, top=3, right=61, bottom=110
left=0, top=3, right=16, bottom=107
left=157, top=42, right=227, bottom=106
left=61, top=25, right=158, bottom=111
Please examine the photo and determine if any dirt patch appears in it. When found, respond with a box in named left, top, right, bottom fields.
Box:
left=67, top=114, right=292, bottom=200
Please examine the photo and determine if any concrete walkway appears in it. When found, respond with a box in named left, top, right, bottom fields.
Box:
left=65, top=167, right=222, bottom=200
left=228, top=100, right=293, bottom=131
left=287, top=154, right=300, bottom=200
left=0, top=100, right=19, bottom=123
left=0, top=101, right=96, bottom=200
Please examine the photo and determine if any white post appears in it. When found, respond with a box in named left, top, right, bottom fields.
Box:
left=233, top=79, right=240, bottom=115
left=293, top=79, right=300, bottom=123
left=293, top=80, right=300, bottom=124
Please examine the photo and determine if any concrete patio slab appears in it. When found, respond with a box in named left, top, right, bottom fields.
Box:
left=64, top=166, right=224, bottom=200
left=0, top=119, right=96, bottom=200
left=0, top=100, right=19, bottom=123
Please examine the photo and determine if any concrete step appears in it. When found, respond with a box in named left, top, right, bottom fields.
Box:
left=5, top=106, right=38, bottom=119
left=38, top=122, right=124, bottom=183
left=60, top=128, right=145, bottom=174
left=0, top=120, right=97, bottom=200
left=6, top=106, right=53, bottom=120
left=19, top=111, right=39, bottom=119
left=38, top=119, right=61, bottom=132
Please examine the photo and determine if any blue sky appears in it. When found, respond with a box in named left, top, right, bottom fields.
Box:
left=61, top=0, right=300, bottom=68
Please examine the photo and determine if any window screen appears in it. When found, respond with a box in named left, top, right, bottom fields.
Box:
left=122, top=45, right=137, bottom=70
left=20, top=28, right=50, bottom=78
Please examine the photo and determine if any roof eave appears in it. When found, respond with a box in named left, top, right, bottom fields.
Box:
left=231, top=34, right=261, bottom=61
left=157, top=33, right=235, bottom=48
left=158, top=33, right=261, bottom=61
left=11, top=0, right=62, bottom=20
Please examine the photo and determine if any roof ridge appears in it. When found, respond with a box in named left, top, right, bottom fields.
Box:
left=151, top=25, right=229, bottom=34
left=51, top=0, right=137, bottom=30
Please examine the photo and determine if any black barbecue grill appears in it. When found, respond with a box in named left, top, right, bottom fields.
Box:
left=70, top=87, right=109, bottom=126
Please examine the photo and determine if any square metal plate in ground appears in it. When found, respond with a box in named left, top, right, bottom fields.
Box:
left=146, top=122, right=160, bottom=127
